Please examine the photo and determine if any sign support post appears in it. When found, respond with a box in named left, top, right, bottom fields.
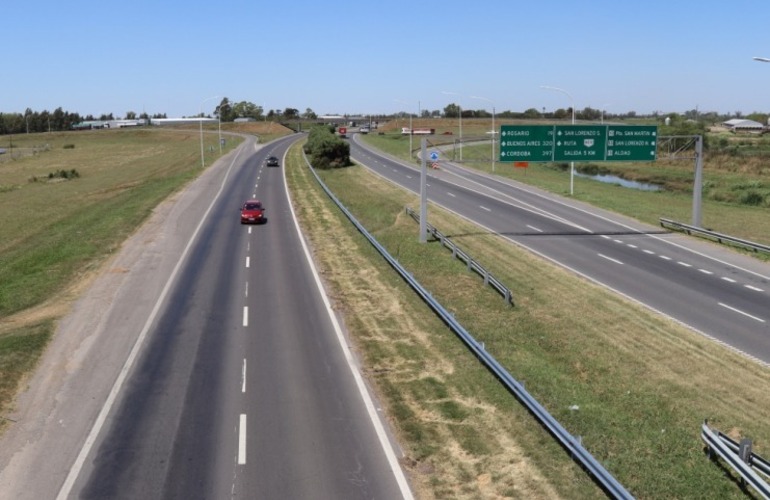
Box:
left=420, top=137, right=428, bottom=243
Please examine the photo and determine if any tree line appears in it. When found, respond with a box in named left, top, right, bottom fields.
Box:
left=3, top=98, right=766, bottom=136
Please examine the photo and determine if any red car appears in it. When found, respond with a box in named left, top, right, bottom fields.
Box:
left=240, top=199, right=266, bottom=224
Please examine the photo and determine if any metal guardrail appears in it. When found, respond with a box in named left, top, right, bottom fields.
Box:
left=303, top=155, right=633, bottom=499
left=660, top=218, right=770, bottom=256
left=404, top=206, right=514, bottom=306
left=701, top=421, right=770, bottom=498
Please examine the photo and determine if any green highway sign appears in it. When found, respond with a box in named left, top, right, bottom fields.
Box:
left=500, top=124, right=657, bottom=163
left=605, top=125, right=658, bottom=161
left=498, top=125, right=554, bottom=162
left=554, top=125, right=606, bottom=161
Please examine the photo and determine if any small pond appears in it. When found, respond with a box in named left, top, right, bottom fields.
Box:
left=575, top=172, right=661, bottom=191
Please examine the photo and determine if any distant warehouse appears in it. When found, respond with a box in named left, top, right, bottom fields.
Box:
left=722, top=118, right=766, bottom=132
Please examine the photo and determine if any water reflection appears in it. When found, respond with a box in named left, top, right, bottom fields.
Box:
left=575, top=172, right=661, bottom=191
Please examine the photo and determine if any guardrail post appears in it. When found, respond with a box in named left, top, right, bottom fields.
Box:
left=740, top=439, right=753, bottom=489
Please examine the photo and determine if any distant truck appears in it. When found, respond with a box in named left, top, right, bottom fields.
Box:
left=401, top=127, right=435, bottom=135
left=338, top=126, right=347, bottom=138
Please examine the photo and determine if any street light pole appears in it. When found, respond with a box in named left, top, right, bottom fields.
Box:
left=601, top=103, right=611, bottom=124
left=442, top=91, right=464, bottom=161
left=394, top=99, right=414, bottom=160
left=540, top=85, right=575, bottom=195
left=200, top=95, right=219, bottom=168
left=471, top=95, right=496, bottom=172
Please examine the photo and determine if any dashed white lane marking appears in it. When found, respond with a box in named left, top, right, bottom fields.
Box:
left=598, top=253, right=624, bottom=265
left=677, top=261, right=692, bottom=268
left=746, top=285, right=765, bottom=292
left=245, top=281, right=249, bottom=298
left=447, top=192, right=456, bottom=197
left=722, top=277, right=737, bottom=283
left=241, top=359, right=247, bottom=393
left=243, top=307, right=248, bottom=327
left=718, top=302, right=766, bottom=323
left=627, top=244, right=638, bottom=249
left=660, top=255, right=672, bottom=261
left=643, top=249, right=655, bottom=255
left=527, top=225, right=543, bottom=233
left=238, top=414, right=247, bottom=464
left=699, top=269, right=713, bottom=275
left=245, top=256, right=250, bottom=268
left=480, top=206, right=491, bottom=212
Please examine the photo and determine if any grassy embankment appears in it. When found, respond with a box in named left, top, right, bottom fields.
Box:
left=286, top=136, right=770, bottom=499
left=0, top=122, right=291, bottom=433
left=365, top=118, right=770, bottom=247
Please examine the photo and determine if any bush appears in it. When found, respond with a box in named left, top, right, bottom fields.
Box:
left=739, top=191, right=766, bottom=206
left=303, top=126, right=351, bottom=169
left=63, top=144, right=75, bottom=149
left=56, top=169, right=79, bottom=179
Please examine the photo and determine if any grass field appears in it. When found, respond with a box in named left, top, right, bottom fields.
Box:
left=0, top=122, right=291, bottom=433
left=286, top=138, right=770, bottom=498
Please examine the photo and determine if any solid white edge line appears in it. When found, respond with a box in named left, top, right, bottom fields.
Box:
left=56, top=139, right=251, bottom=500
left=284, top=155, right=414, bottom=500
left=718, top=302, right=766, bottom=323
left=238, top=414, right=247, bottom=464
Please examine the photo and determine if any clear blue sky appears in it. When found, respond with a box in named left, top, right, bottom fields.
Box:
left=4, top=0, right=770, bottom=119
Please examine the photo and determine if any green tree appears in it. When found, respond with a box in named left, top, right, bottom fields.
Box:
left=216, top=98, right=235, bottom=122
left=523, top=108, right=541, bottom=119
left=443, top=103, right=460, bottom=118
left=303, top=125, right=350, bottom=169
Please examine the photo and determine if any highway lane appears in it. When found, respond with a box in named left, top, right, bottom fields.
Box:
left=66, top=135, right=411, bottom=499
left=350, top=134, right=770, bottom=364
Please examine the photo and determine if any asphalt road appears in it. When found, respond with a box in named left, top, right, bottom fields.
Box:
left=350, top=134, right=770, bottom=364
left=0, top=134, right=412, bottom=500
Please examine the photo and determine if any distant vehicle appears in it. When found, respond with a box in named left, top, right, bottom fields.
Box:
left=401, top=127, right=436, bottom=135
left=240, top=199, right=266, bottom=224
left=266, top=156, right=280, bottom=167
left=359, top=126, right=369, bottom=134
left=338, top=126, right=347, bottom=138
